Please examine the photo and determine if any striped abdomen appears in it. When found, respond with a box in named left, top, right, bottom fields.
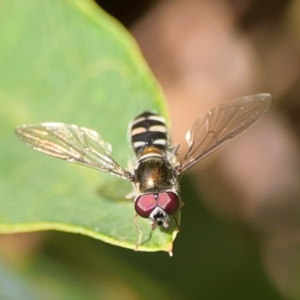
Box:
left=130, top=111, right=168, bottom=156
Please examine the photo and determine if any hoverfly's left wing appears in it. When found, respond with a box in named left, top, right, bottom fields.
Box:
left=15, top=123, right=133, bottom=181
left=177, top=93, right=272, bottom=174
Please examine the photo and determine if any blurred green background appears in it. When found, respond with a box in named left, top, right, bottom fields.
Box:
left=2, top=0, right=300, bottom=299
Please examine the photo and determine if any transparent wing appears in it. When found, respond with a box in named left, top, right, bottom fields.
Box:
left=15, top=123, right=133, bottom=181
left=178, top=93, right=272, bottom=173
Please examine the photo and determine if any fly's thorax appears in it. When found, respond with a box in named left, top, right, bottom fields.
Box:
left=130, top=111, right=168, bottom=156
left=134, top=147, right=174, bottom=193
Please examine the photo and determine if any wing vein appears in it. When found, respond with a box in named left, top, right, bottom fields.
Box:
left=178, top=93, right=272, bottom=173
left=15, top=123, right=133, bottom=181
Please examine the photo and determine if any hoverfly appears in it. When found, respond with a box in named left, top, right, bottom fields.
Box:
left=15, top=93, right=271, bottom=250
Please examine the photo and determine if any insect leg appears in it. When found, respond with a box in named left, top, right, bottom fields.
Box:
left=173, top=215, right=180, bottom=232
left=125, top=186, right=138, bottom=199
left=167, top=144, right=180, bottom=160
left=171, top=144, right=180, bottom=155
left=173, top=200, right=184, bottom=232
left=134, top=213, right=143, bottom=251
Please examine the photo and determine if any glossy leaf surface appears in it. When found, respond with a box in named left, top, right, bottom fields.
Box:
left=0, top=0, right=178, bottom=253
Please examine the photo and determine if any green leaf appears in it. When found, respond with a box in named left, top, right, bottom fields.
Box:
left=0, top=0, right=179, bottom=253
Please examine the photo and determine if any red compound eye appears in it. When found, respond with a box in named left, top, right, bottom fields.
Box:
left=157, top=192, right=179, bottom=215
left=135, top=194, right=157, bottom=218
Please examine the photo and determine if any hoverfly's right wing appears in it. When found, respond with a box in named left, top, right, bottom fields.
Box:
left=177, top=93, right=272, bottom=174
left=15, top=123, right=133, bottom=181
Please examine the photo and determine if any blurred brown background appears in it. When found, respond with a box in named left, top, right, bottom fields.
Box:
left=97, top=0, right=300, bottom=297
left=2, top=0, right=300, bottom=298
